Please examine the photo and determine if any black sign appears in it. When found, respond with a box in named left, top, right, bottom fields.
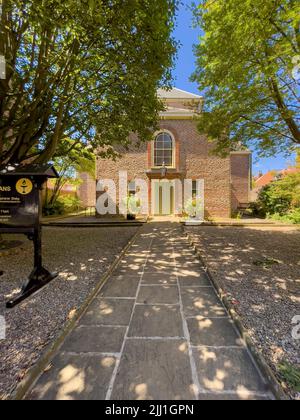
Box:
left=0, top=176, right=38, bottom=230
left=0, top=164, right=59, bottom=308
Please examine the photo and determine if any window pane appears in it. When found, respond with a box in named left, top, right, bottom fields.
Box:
left=164, top=153, right=172, bottom=165
left=192, top=181, right=197, bottom=196
left=162, top=135, right=172, bottom=148
left=155, top=157, right=164, bottom=166
left=128, top=181, right=136, bottom=193
left=156, top=134, right=165, bottom=143
left=154, top=132, right=174, bottom=167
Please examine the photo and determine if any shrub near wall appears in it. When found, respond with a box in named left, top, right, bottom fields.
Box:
left=269, top=208, right=300, bottom=224
left=43, top=194, right=82, bottom=216
left=255, top=172, right=300, bottom=224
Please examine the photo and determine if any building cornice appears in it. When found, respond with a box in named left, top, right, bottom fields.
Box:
left=158, top=87, right=203, bottom=101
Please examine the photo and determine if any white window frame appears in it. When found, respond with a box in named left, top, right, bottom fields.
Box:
left=152, top=130, right=176, bottom=169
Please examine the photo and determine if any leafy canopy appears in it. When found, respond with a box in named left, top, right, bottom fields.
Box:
left=192, top=0, right=300, bottom=156
left=0, top=0, right=178, bottom=165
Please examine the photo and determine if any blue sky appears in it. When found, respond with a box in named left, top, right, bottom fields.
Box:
left=172, top=0, right=296, bottom=175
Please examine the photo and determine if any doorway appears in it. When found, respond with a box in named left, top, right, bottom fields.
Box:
left=152, top=180, right=175, bottom=216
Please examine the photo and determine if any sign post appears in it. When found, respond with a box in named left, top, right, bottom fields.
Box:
left=0, top=164, right=59, bottom=308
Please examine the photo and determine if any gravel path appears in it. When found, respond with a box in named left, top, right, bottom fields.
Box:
left=185, top=226, right=300, bottom=399
left=0, top=227, right=138, bottom=399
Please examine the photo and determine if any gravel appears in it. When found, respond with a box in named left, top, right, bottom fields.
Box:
left=185, top=225, right=300, bottom=399
left=0, top=226, right=138, bottom=399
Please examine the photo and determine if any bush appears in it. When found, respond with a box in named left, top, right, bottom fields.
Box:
left=269, top=208, right=300, bottom=224
left=43, top=200, right=65, bottom=216
left=248, top=201, right=267, bottom=218
left=58, top=195, right=82, bottom=213
left=43, top=195, right=82, bottom=216
left=253, top=171, right=300, bottom=224
left=288, top=208, right=300, bottom=224
left=231, top=210, right=242, bottom=219
left=258, top=184, right=292, bottom=216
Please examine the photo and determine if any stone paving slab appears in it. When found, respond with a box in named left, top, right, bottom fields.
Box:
left=141, top=273, right=178, bottom=285
left=193, top=347, right=268, bottom=393
left=176, top=270, right=202, bottom=279
left=173, top=251, right=197, bottom=258
left=29, top=354, right=116, bottom=400
left=28, top=222, right=273, bottom=401
left=178, top=267, right=208, bottom=278
left=119, top=256, right=147, bottom=264
left=137, top=285, right=180, bottom=305
left=176, top=259, right=201, bottom=265
left=128, top=304, right=184, bottom=338
left=187, top=317, right=243, bottom=347
left=114, top=266, right=143, bottom=276
left=177, top=264, right=203, bottom=272
left=151, top=244, right=174, bottom=249
left=61, top=326, right=127, bottom=354
left=149, top=248, right=175, bottom=253
left=146, top=259, right=177, bottom=267
left=80, top=298, right=135, bottom=326
left=111, top=339, right=196, bottom=400
left=99, top=275, right=140, bottom=298
left=143, top=266, right=178, bottom=275
left=150, top=250, right=175, bottom=256
left=130, top=245, right=151, bottom=252
left=181, top=287, right=227, bottom=317
left=178, top=273, right=212, bottom=287
left=145, top=265, right=177, bottom=272
left=125, top=251, right=150, bottom=257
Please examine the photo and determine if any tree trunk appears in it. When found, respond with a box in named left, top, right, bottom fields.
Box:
left=269, top=78, right=300, bottom=144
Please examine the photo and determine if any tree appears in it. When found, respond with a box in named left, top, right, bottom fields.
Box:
left=0, top=0, right=178, bottom=166
left=192, top=0, right=300, bottom=156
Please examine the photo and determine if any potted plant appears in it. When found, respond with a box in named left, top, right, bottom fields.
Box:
left=184, top=195, right=204, bottom=225
left=126, top=193, right=141, bottom=220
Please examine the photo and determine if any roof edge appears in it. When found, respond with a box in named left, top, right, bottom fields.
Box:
left=158, top=87, right=203, bottom=100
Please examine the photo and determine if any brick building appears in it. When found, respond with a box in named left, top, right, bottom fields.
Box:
left=80, top=88, right=251, bottom=218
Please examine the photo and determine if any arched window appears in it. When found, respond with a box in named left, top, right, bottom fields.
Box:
left=153, top=132, right=174, bottom=167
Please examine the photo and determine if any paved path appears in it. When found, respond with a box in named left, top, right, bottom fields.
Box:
left=28, top=223, right=274, bottom=400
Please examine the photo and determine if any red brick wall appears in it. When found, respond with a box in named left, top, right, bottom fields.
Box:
left=96, top=142, right=149, bottom=191
left=231, top=153, right=251, bottom=212
left=95, top=120, right=238, bottom=218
